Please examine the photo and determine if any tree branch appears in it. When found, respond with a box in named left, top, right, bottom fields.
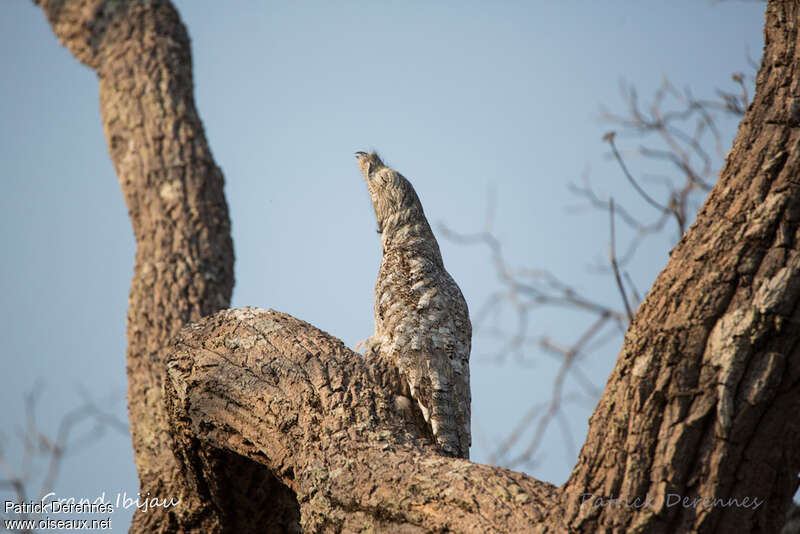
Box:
left=163, top=308, right=558, bottom=533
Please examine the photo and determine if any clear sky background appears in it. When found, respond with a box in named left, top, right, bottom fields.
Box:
left=1, top=1, right=765, bottom=530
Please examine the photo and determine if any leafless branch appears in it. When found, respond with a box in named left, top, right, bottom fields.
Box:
left=441, top=67, right=755, bottom=471
left=440, top=219, right=617, bottom=467
left=0, top=386, right=128, bottom=533
left=609, top=198, right=634, bottom=322
left=604, top=132, right=674, bottom=217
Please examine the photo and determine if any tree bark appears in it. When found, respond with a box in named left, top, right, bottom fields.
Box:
left=35, top=0, right=239, bottom=531
left=164, top=308, right=557, bottom=532
left=554, top=3, right=800, bottom=531
left=37, top=0, right=799, bottom=533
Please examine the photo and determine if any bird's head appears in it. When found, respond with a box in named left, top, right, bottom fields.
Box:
left=355, top=151, right=425, bottom=235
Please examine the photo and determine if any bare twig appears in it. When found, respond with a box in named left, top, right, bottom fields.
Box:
left=442, top=67, right=755, bottom=471
left=0, top=386, right=128, bottom=532
left=605, top=132, right=669, bottom=213
left=609, top=198, right=634, bottom=322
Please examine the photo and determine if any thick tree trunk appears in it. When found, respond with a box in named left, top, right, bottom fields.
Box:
left=35, top=0, right=239, bottom=531
left=37, top=0, right=799, bottom=532
left=553, top=3, right=800, bottom=531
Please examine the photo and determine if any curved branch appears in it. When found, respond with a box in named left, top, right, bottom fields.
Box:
left=163, top=308, right=558, bottom=533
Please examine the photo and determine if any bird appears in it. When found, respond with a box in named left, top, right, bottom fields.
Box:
left=355, top=151, right=471, bottom=459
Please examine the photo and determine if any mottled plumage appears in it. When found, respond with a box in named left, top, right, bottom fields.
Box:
left=356, top=151, right=471, bottom=458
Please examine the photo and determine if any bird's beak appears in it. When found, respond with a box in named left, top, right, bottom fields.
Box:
left=355, top=151, right=367, bottom=158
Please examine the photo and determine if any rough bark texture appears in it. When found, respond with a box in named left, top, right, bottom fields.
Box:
left=37, top=0, right=800, bottom=532
left=164, top=308, right=556, bottom=532
left=35, top=0, right=239, bottom=531
left=554, top=3, right=800, bottom=532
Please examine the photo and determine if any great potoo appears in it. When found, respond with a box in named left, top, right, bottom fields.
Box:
left=356, top=151, right=472, bottom=459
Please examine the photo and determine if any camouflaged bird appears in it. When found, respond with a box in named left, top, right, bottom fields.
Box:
left=356, top=151, right=471, bottom=458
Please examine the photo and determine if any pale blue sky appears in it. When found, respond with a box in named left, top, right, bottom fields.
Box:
left=1, top=1, right=765, bottom=530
